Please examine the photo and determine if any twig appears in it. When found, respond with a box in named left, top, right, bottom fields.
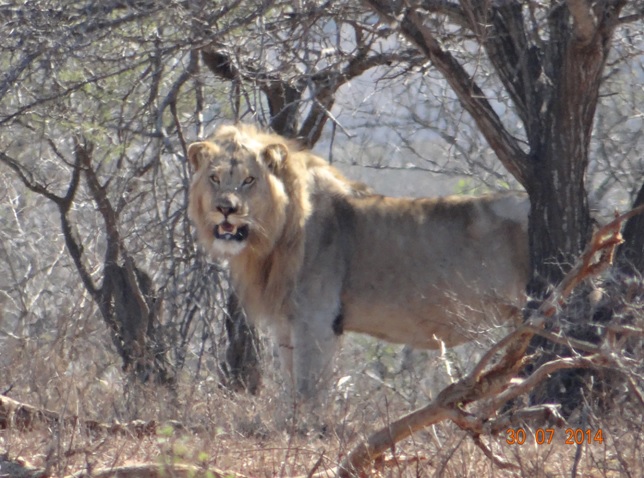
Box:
left=71, top=463, right=239, bottom=478
left=471, top=435, right=519, bottom=470
left=488, top=354, right=613, bottom=411
left=485, top=405, right=566, bottom=435
left=539, top=205, right=644, bottom=317
left=527, top=326, right=602, bottom=355
left=624, top=375, right=644, bottom=408
left=306, top=452, right=328, bottom=478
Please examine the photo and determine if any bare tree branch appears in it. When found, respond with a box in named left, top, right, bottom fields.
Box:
left=0, top=152, right=66, bottom=205
left=0, top=148, right=99, bottom=298
left=420, top=0, right=470, bottom=29
left=365, top=0, right=532, bottom=187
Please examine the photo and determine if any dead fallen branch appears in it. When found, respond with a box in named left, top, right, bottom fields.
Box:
left=0, top=453, right=47, bottom=478
left=70, top=463, right=240, bottom=478
left=538, top=204, right=644, bottom=318
left=0, top=454, right=244, bottom=478
left=0, top=395, right=161, bottom=437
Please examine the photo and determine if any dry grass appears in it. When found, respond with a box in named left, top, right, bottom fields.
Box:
left=1, top=329, right=642, bottom=478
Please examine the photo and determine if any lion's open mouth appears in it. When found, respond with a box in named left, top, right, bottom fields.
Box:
left=214, top=222, right=249, bottom=242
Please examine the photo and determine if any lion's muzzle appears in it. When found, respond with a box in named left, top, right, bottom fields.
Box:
left=214, top=222, right=249, bottom=242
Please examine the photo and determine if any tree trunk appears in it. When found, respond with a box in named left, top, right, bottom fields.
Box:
left=523, top=6, right=624, bottom=413
left=103, top=264, right=174, bottom=385
left=222, top=293, right=261, bottom=394
left=617, top=181, right=644, bottom=275
left=525, top=6, right=612, bottom=296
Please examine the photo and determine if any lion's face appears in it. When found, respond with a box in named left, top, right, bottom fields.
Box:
left=187, top=138, right=289, bottom=258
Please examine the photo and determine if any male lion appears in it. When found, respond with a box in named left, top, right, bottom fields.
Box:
left=187, top=124, right=530, bottom=399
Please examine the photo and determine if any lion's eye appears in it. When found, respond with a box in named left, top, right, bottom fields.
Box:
left=242, top=176, right=255, bottom=187
left=209, top=174, right=220, bottom=185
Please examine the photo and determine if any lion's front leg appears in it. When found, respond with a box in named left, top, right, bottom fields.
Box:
left=271, top=320, right=295, bottom=391
left=291, top=308, right=340, bottom=401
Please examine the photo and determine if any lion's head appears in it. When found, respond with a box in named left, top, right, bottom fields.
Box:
left=187, top=125, right=310, bottom=260
left=187, top=124, right=369, bottom=322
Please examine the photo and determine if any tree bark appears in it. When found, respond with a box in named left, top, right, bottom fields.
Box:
left=617, top=181, right=644, bottom=275
left=525, top=4, right=611, bottom=294
left=222, top=293, right=261, bottom=394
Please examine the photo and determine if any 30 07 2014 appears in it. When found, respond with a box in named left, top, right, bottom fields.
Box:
left=506, top=428, right=604, bottom=445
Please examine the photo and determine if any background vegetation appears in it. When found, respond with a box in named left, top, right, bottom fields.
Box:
left=1, top=1, right=642, bottom=476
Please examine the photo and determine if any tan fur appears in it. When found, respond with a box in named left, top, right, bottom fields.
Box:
left=188, top=124, right=530, bottom=398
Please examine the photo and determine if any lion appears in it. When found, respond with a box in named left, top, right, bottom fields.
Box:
left=187, top=124, right=530, bottom=399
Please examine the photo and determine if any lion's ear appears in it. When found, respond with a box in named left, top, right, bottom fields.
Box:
left=262, top=143, right=288, bottom=172
left=187, top=142, right=209, bottom=172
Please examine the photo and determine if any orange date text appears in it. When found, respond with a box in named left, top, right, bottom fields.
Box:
left=506, top=428, right=604, bottom=445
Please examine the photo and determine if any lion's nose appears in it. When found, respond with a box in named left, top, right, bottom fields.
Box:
left=217, top=205, right=237, bottom=217
left=216, top=194, right=240, bottom=217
